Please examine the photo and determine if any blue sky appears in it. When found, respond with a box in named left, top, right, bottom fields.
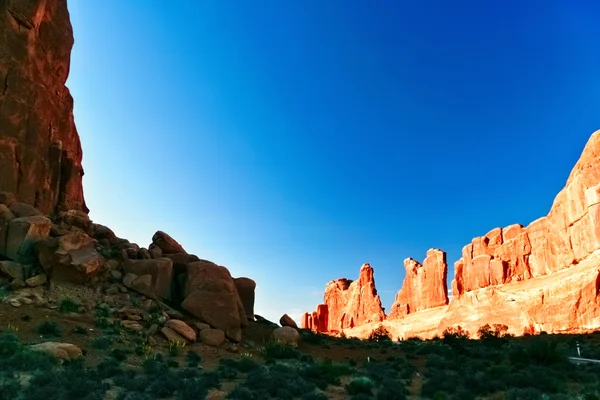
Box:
left=67, top=0, right=600, bottom=323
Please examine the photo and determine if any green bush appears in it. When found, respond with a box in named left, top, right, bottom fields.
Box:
left=261, top=341, right=300, bottom=361
left=36, top=321, right=62, bottom=337
left=58, top=296, right=81, bottom=313
left=346, top=376, right=375, bottom=396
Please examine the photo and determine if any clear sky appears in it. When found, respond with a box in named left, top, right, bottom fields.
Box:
left=67, top=0, right=600, bottom=324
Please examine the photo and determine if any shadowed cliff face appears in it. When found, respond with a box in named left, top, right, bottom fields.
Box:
left=0, top=0, right=87, bottom=214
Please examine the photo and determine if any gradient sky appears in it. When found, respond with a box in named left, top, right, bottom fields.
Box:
left=67, top=0, right=600, bottom=323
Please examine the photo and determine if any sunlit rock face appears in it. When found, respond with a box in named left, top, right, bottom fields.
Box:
left=0, top=0, right=87, bottom=214
left=388, top=249, right=449, bottom=319
left=451, top=130, right=600, bottom=297
left=302, top=264, right=386, bottom=333
left=306, top=130, right=600, bottom=339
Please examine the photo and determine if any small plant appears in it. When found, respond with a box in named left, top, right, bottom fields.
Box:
left=110, top=348, right=130, bottom=362
left=91, top=336, right=113, bottom=350
left=135, top=343, right=153, bottom=356
left=58, top=296, right=81, bottom=313
left=95, top=303, right=113, bottom=318
left=168, top=340, right=186, bottom=357
left=36, top=321, right=62, bottom=337
left=6, top=323, right=18, bottom=332
left=261, top=341, right=301, bottom=361
left=368, top=325, right=392, bottom=342
left=185, top=350, right=201, bottom=367
left=73, top=326, right=88, bottom=335
left=346, top=376, right=375, bottom=396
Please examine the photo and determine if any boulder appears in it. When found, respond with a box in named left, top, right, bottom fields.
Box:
left=9, top=202, right=43, bottom=218
left=181, top=261, right=246, bottom=342
left=161, top=326, right=188, bottom=344
left=36, top=231, right=104, bottom=282
left=30, top=342, right=82, bottom=360
left=165, top=319, right=196, bottom=342
left=5, top=216, right=52, bottom=263
left=122, top=258, right=173, bottom=301
left=199, top=328, right=225, bottom=347
left=279, top=314, right=298, bottom=328
left=25, top=274, right=47, bottom=287
left=92, top=224, right=118, bottom=245
left=152, top=231, right=185, bottom=254
left=57, top=210, right=91, bottom=233
left=272, top=326, right=300, bottom=346
left=0, top=260, right=28, bottom=281
left=234, top=277, right=256, bottom=320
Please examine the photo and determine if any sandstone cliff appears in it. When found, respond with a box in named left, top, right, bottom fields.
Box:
left=0, top=0, right=86, bottom=214
left=388, top=248, right=448, bottom=318
left=302, top=263, right=385, bottom=332
left=304, top=130, right=600, bottom=339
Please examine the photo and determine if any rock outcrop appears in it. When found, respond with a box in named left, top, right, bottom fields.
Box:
left=302, top=264, right=385, bottom=332
left=0, top=0, right=87, bottom=214
left=452, top=131, right=600, bottom=296
left=388, top=249, right=448, bottom=318
left=305, top=130, right=600, bottom=339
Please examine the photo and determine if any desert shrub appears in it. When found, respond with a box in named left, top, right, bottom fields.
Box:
left=506, top=387, right=544, bottom=400
left=346, top=376, right=375, bottom=396
left=368, top=325, right=392, bottom=342
left=36, top=321, right=62, bottom=337
left=231, top=364, right=315, bottom=399
left=300, top=330, right=332, bottom=345
left=58, top=296, right=81, bottom=313
left=185, top=350, right=201, bottom=367
left=110, top=347, right=130, bottom=362
left=96, top=357, right=123, bottom=379
left=376, top=378, right=408, bottom=400
left=261, top=341, right=300, bottom=361
left=301, top=359, right=353, bottom=389
left=168, top=340, right=186, bottom=357
left=95, top=303, right=113, bottom=318
left=73, top=325, right=88, bottom=335
left=91, top=335, right=113, bottom=350
left=0, top=380, right=20, bottom=400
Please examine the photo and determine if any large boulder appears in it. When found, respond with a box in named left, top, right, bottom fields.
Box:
left=234, top=277, right=256, bottom=320
left=122, top=258, right=174, bottom=301
left=181, top=260, right=246, bottom=342
left=151, top=231, right=185, bottom=254
left=279, top=314, right=298, bottom=328
left=30, top=342, right=82, bottom=360
left=5, top=216, right=52, bottom=263
left=272, top=326, right=300, bottom=346
left=36, top=231, right=104, bottom=282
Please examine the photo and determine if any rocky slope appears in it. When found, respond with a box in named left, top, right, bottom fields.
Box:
left=0, top=0, right=260, bottom=346
left=304, top=129, right=600, bottom=339
left=0, top=0, right=86, bottom=214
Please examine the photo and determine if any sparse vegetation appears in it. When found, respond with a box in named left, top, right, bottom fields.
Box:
left=36, top=321, right=62, bottom=337
left=58, top=296, right=81, bottom=313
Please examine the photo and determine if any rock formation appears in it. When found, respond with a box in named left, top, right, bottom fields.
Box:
left=302, top=264, right=385, bottom=332
left=305, top=130, right=600, bottom=339
left=0, top=0, right=87, bottom=214
left=388, top=249, right=448, bottom=318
